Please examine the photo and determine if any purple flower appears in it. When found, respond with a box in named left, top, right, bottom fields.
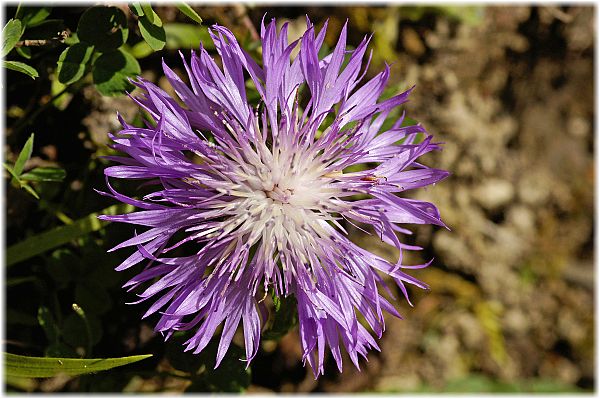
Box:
left=98, top=17, right=448, bottom=377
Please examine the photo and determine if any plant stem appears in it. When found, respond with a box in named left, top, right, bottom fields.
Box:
left=72, top=304, right=93, bottom=358
left=15, top=30, right=70, bottom=47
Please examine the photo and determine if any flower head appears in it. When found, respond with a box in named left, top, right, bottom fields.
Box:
left=99, top=17, right=448, bottom=377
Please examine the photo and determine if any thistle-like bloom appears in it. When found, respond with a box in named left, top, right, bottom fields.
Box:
left=99, top=17, right=448, bottom=377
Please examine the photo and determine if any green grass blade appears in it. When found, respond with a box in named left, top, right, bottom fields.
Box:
left=13, top=133, right=34, bottom=176
left=4, top=353, right=152, bottom=378
left=20, top=167, right=66, bottom=182
left=3, top=162, right=21, bottom=182
left=176, top=3, right=202, bottom=24
left=6, top=203, right=134, bottom=267
left=21, top=183, right=40, bottom=199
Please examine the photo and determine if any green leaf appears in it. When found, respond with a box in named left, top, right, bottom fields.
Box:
left=138, top=14, right=166, bottom=51
left=317, top=42, right=330, bottom=60
left=16, top=46, right=31, bottom=59
left=272, top=293, right=281, bottom=312
left=140, top=4, right=156, bottom=23
left=4, top=353, right=153, bottom=378
left=129, top=3, right=144, bottom=17
left=3, top=163, right=20, bottom=182
left=131, top=23, right=214, bottom=59
left=245, top=79, right=261, bottom=103
left=176, top=3, right=203, bottom=24
left=400, top=116, right=418, bottom=127
left=3, top=60, right=38, bottom=79
left=6, top=203, right=135, bottom=267
left=13, top=133, right=34, bottom=177
left=2, top=162, right=40, bottom=199
left=15, top=6, right=52, bottom=28
left=263, top=294, right=298, bottom=340
left=1, top=19, right=23, bottom=58
left=164, top=23, right=213, bottom=50
left=21, top=184, right=40, bottom=199
left=129, top=41, right=154, bottom=59
left=93, top=49, right=141, bottom=96
left=51, top=76, right=71, bottom=110
left=20, top=167, right=66, bottom=182
left=38, top=306, right=60, bottom=344
left=56, top=43, right=94, bottom=85
left=63, top=32, right=79, bottom=46
left=77, top=6, right=128, bottom=52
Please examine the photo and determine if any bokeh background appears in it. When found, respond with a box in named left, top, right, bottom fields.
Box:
left=4, top=4, right=594, bottom=393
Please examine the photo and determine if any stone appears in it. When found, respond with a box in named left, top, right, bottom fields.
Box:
left=473, top=179, right=515, bottom=210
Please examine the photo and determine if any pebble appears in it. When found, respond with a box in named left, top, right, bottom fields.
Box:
left=473, top=178, right=515, bottom=210
left=567, top=115, right=590, bottom=138
left=506, top=205, right=535, bottom=233
left=518, top=172, right=551, bottom=205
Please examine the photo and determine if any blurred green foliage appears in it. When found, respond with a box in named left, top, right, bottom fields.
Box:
left=4, top=133, right=65, bottom=199
left=374, top=373, right=584, bottom=393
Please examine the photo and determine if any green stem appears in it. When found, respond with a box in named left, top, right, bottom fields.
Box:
left=6, top=203, right=134, bottom=267
left=39, top=199, right=74, bottom=225
left=72, top=304, right=93, bottom=358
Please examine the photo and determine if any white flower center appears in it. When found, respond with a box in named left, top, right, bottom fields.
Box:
left=265, top=184, right=294, bottom=204
left=212, top=145, right=340, bottom=258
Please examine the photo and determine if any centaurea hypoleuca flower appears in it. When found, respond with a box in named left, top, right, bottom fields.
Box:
left=99, top=17, right=449, bottom=377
